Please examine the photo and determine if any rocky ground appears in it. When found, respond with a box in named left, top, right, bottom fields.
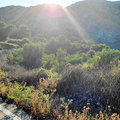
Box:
left=0, top=97, right=32, bottom=120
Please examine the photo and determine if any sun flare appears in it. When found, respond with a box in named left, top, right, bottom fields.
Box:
left=43, top=0, right=65, bottom=6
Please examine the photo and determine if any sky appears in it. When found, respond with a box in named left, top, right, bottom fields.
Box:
left=0, top=0, right=120, bottom=7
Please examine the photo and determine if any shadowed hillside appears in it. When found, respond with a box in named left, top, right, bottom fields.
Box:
left=0, top=0, right=120, bottom=49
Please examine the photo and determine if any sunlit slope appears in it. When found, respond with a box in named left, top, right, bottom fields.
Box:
left=0, top=1, right=120, bottom=49
left=0, top=5, right=66, bottom=36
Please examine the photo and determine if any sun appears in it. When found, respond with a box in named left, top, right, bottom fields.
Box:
left=41, top=0, right=65, bottom=18
left=43, top=0, right=65, bottom=6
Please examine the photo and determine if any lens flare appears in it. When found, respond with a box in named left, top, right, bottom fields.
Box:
left=63, top=8, right=91, bottom=40
left=43, top=0, right=65, bottom=6
left=43, top=4, right=64, bottom=18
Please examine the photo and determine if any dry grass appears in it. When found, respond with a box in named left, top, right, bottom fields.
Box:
left=54, top=106, right=120, bottom=120
left=0, top=66, right=120, bottom=119
left=0, top=80, right=120, bottom=120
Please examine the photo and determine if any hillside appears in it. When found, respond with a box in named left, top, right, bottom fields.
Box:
left=0, top=0, right=120, bottom=49
left=0, top=1, right=120, bottom=119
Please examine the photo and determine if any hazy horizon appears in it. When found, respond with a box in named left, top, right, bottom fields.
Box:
left=0, top=0, right=120, bottom=8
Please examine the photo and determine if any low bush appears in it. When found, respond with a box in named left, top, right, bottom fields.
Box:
left=0, top=42, right=19, bottom=49
left=7, top=38, right=29, bottom=47
left=23, top=43, right=44, bottom=69
left=0, top=67, right=120, bottom=119
left=0, top=81, right=119, bottom=120
left=0, top=70, right=8, bottom=82
left=56, top=64, right=120, bottom=113
left=7, top=49, right=23, bottom=65
left=65, top=53, right=90, bottom=64
left=91, top=44, right=110, bottom=52
left=42, top=54, right=56, bottom=69
left=0, top=82, right=55, bottom=118
left=56, top=66, right=93, bottom=95
left=13, top=68, right=58, bottom=88
left=36, top=68, right=55, bottom=79
left=87, top=48, right=120, bottom=68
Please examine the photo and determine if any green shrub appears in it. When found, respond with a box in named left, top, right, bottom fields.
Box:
left=14, top=68, right=58, bottom=88
left=7, top=38, right=29, bottom=47
left=0, top=42, right=19, bottom=49
left=10, top=24, right=31, bottom=39
left=43, top=49, right=68, bottom=72
left=3, top=82, right=54, bottom=117
left=0, top=70, right=8, bottom=81
left=87, top=49, right=95, bottom=57
left=23, top=43, right=44, bottom=69
left=8, top=82, right=32, bottom=104
left=45, top=37, right=60, bottom=54
left=36, top=68, right=57, bottom=79
left=45, top=37, right=72, bottom=54
left=91, top=44, right=110, bottom=52
left=0, top=22, right=15, bottom=41
left=42, top=54, right=56, bottom=69
left=56, top=66, right=91, bottom=95
left=7, top=49, right=23, bottom=65
left=0, top=70, right=8, bottom=83
left=87, top=48, right=120, bottom=68
left=65, top=53, right=89, bottom=64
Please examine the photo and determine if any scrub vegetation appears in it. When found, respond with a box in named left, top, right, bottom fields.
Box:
left=0, top=20, right=120, bottom=120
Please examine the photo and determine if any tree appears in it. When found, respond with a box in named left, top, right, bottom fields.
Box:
left=0, top=22, right=7, bottom=41
left=17, top=24, right=31, bottom=39
left=10, top=24, right=31, bottom=39
left=0, top=21, right=16, bottom=41
left=23, top=43, right=44, bottom=69
left=45, top=37, right=59, bottom=54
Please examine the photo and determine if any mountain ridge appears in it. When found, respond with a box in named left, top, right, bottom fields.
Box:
left=0, top=1, right=120, bottom=49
